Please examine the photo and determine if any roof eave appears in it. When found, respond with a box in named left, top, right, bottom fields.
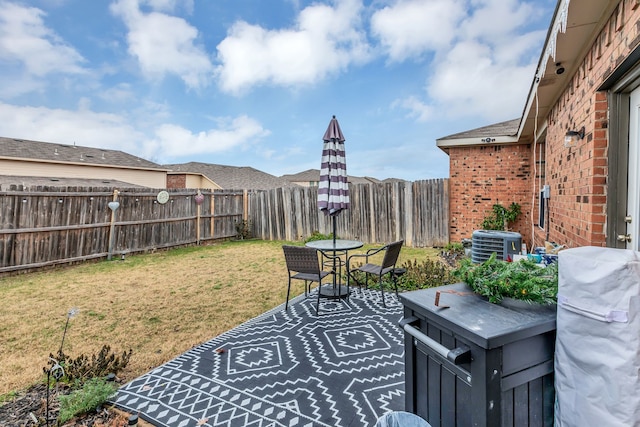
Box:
left=436, top=135, right=520, bottom=149
left=0, top=156, right=170, bottom=172
left=517, top=0, right=617, bottom=142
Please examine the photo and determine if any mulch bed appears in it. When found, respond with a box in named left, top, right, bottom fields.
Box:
left=0, top=383, right=130, bottom=427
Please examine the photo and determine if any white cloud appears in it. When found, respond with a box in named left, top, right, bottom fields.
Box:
left=461, top=0, right=537, bottom=43
left=146, top=116, right=271, bottom=159
left=110, top=0, right=212, bottom=89
left=0, top=102, right=145, bottom=151
left=389, top=0, right=546, bottom=122
left=426, top=39, right=534, bottom=121
left=392, top=96, right=433, bottom=122
left=215, top=0, right=371, bottom=94
left=0, top=101, right=270, bottom=163
left=371, top=0, right=466, bottom=62
left=141, top=0, right=193, bottom=14
left=0, top=1, right=85, bottom=76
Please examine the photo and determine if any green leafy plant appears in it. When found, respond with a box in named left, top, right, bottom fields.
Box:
left=443, top=242, right=464, bottom=253
left=480, top=202, right=522, bottom=230
left=453, top=253, right=558, bottom=304
left=304, top=231, right=333, bottom=242
left=57, top=377, right=118, bottom=424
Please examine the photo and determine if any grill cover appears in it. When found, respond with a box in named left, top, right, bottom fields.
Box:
left=555, top=246, right=640, bottom=426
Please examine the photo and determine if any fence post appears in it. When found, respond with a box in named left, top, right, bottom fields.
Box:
left=405, top=182, right=413, bottom=246
left=210, top=192, right=215, bottom=239
left=243, top=189, right=248, bottom=221
left=107, top=189, right=120, bottom=261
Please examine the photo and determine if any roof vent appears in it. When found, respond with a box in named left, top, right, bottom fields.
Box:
left=471, top=230, right=522, bottom=263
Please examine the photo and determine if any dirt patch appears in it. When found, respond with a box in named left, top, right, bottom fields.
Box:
left=0, top=382, right=134, bottom=426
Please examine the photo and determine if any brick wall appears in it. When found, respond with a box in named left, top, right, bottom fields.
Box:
left=167, top=174, right=186, bottom=189
left=448, top=144, right=532, bottom=244
left=533, top=1, right=640, bottom=249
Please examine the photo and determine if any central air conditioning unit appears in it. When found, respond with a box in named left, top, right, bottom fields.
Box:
left=471, top=230, right=522, bottom=263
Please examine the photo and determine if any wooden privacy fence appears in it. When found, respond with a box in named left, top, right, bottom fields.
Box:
left=248, top=179, right=449, bottom=247
left=0, top=186, right=245, bottom=274
left=0, top=179, right=448, bottom=273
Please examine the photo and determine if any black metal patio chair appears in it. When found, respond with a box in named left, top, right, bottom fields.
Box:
left=283, top=245, right=335, bottom=315
left=346, top=240, right=404, bottom=307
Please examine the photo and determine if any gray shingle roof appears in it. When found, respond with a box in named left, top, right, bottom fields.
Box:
left=0, top=136, right=165, bottom=170
left=164, top=162, right=294, bottom=190
left=0, top=175, right=142, bottom=189
left=438, top=118, right=520, bottom=140
left=281, top=169, right=384, bottom=185
left=281, top=169, right=321, bottom=182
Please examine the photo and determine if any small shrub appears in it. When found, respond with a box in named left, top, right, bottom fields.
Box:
left=440, top=241, right=467, bottom=268
left=44, top=345, right=132, bottom=383
left=443, top=242, right=464, bottom=253
left=304, top=231, right=333, bottom=242
left=349, top=257, right=455, bottom=292
left=396, top=258, right=456, bottom=291
left=235, top=220, right=252, bottom=240
left=57, top=377, right=118, bottom=424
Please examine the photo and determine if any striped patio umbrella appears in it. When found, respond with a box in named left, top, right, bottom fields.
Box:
left=318, top=115, right=349, bottom=242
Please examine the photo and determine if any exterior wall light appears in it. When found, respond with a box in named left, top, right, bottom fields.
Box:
left=564, top=126, right=585, bottom=147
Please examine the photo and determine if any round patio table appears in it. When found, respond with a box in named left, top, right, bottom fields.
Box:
left=305, top=239, right=363, bottom=298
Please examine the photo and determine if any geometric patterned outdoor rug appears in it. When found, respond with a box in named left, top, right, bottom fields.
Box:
left=112, top=288, right=406, bottom=426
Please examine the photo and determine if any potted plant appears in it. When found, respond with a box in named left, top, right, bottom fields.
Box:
left=453, top=252, right=558, bottom=305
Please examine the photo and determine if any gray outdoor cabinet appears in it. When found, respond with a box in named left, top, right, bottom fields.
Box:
left=399, top=283, right=556, bottom=427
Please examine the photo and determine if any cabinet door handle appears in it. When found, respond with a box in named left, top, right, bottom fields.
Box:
left=399, top=317, right=471, bottom=365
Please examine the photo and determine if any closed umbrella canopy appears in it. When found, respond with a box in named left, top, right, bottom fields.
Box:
left=318, top=115, right=349, bottom=239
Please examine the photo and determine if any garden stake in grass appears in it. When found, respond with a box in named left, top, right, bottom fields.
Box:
left=46, top=307, right=78, bottom=427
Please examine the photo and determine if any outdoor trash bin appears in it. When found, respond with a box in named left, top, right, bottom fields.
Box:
left=399, top=283, right=556, bottom=427
left=555, top=247, right=640, bottom=427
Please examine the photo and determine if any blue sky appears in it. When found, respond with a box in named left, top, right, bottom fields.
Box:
left=0, top=0, right=556, bottom=181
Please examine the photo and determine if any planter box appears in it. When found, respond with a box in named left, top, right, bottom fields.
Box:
left=399, top=283, right=556, bottom=427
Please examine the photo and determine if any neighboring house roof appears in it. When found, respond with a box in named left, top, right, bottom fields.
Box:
left=437, top=1, right=614, bottom=148
left=0, top=137, right=166, bottom=170
left=164, top=162, right=293, bottom=190
left=381, top=177, right=408, bottom=184
left=281, top=169, right=320, bottom=182
left=0, top=175, right=142, bottom=188
left=281, top=169, right=384, bottom=185
left=351, top=176, right=382, bottom=185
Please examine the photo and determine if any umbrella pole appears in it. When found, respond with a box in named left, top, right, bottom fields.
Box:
left=332, top=215, right=337, bottom=244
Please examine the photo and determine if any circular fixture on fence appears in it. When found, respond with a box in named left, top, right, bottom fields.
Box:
left=157, top=190, right=170, bottom=204
left=195, top=191, right=205, bottom=205
left=108, top=201, right=120, bottom=211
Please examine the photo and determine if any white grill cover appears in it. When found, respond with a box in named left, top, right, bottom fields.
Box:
left=555, top=246, right=640, bottom=427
